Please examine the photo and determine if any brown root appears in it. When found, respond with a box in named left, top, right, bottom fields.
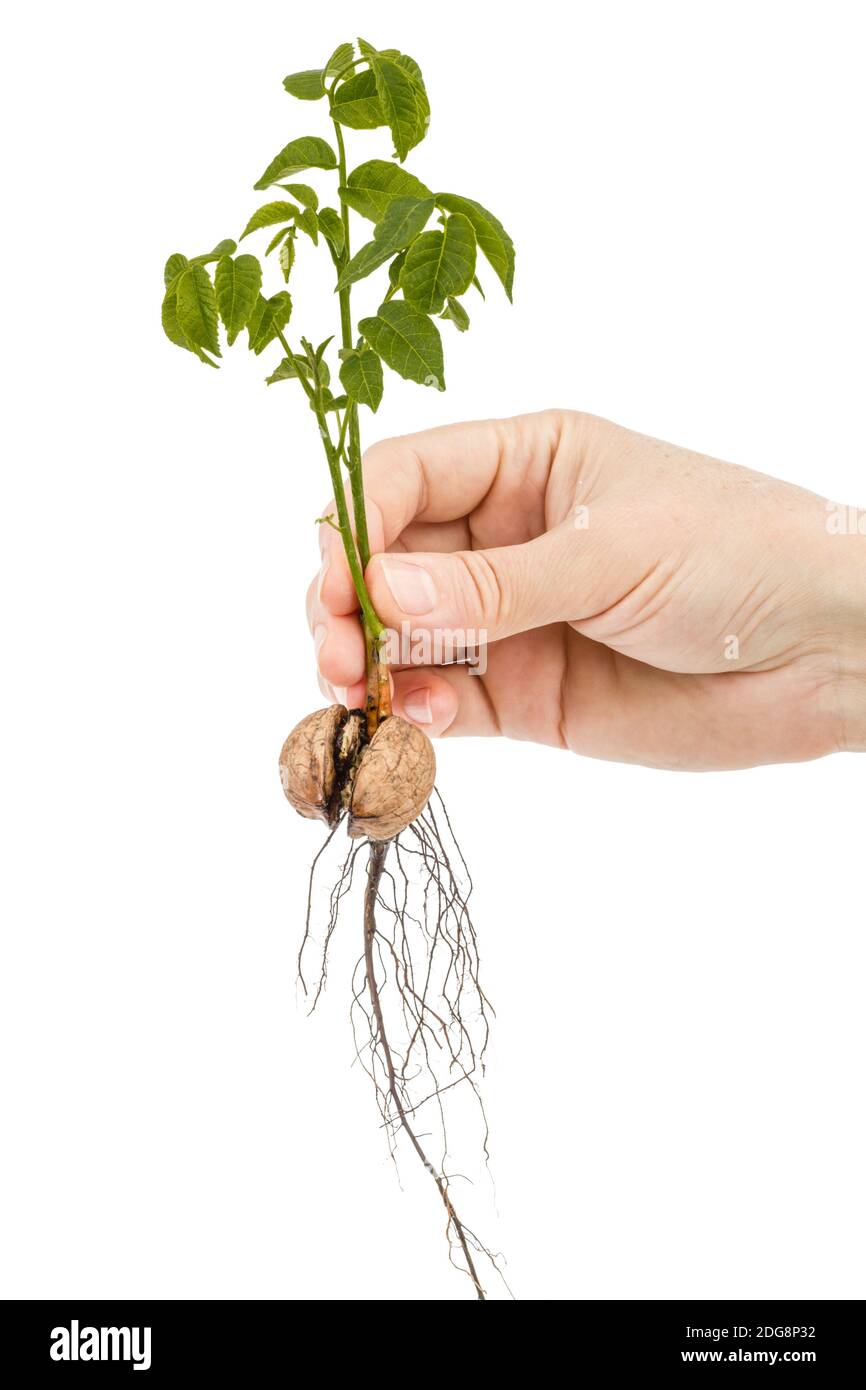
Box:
left=298, top=789, right=511, bottom=1300
left=362, top=837, right=488, bottom=1299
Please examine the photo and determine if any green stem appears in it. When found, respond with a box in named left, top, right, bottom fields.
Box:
left=333, top=121, right=353, bottom=351
left=276, top=325, right=382, bottom=641
left=320, top=420, right=383, bottom=641
left=332, top=117, right=372, bottom=573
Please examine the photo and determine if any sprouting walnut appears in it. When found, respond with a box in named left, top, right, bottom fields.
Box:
left=279, top=706, right=435, bottom=840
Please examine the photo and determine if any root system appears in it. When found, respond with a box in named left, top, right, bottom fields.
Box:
left=298, top=790, right=509, bottom=1300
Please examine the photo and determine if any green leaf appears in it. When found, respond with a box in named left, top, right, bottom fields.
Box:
left=279, top=233, right=296, bottom=282
left=317, top=208, right=345, bottom=258
left=435, top=194, right=514, bottom=300
left=277, top=182, right=319, bottom=211
left=359, top=301, right=444, bottom=390
left=247, top=291, right=293, bottom=354
left=164, top=252, right=188, bottom=289
left=375, top=195, right=435, bottom=248
left=383, top=50, right=430, bottom=134
left=161, top=288, right=189, bottom=349
left=472, top=273, right=485, bottom=299
left=358, top=39, right=426, bottom=161
left=176, top=264, right=220, bottom=356
left=254, top=135, right=337, bottom=190
left=295, top=339, right=330, bottom=389
left=441, top=296, right=470, bottom=332
left=342, top=159, right=433, bottom=222
left=264, top=226, right=290, bottom=255
left=266, top=356, right=311, bottom=385
left=400, top=212, right=476, bottom=314
left=388, top=250, right=407, bottom=287
left=162, top=289, right=219, bottom=366
left=324, top=393, right=348, bottom=412
left=337, top=239, right=392, bottom=287
left=325, top=42, right=354, bottom=78
left=239, top=202, right=297, bottom=240
left=190, top=238, right=237, bottom=266
left=161, top=289, right=186, bottom=346
left=214, top=254, right=262, bottom=346
left=340, top=348, right=384, bottom=412
left=162, top=267, right=219, bottom=365
left=283, top=69, right=325, bottom=100
left=331, top=69, right=385, bottom=129
left=337, top=195, right=435, bottom=289
left=294, top=205, right=319, bottom=244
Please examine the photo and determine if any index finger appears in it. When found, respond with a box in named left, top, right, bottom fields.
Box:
left=318, top=410, right=563, bottom=617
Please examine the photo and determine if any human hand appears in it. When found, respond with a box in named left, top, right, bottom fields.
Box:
left=308, top=411, right=866, bottom=770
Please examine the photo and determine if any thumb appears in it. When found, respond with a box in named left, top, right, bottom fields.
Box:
left=365, top=522, right=604, bottom=646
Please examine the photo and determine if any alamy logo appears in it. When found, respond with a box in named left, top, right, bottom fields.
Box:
left=825, top=500, right=866, bottom=534
left=50, top=1320, right=151, bottom=1371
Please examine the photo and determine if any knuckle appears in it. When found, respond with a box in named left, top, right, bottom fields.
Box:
left=454, top=550, right=507, bottom=631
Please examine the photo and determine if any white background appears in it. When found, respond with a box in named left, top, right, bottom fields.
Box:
left=1, top=0, right=864, bottom=1300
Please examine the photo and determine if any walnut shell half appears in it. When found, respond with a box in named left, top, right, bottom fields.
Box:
left=279, top=705, right=346, bottom=826
left=348, top=716, right=436, bottom=841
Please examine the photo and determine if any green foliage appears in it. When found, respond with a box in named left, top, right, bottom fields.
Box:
left=340, top=349, right=384, bottom=412
left=341, top=159, right=432, bottom=223
left=359, top=301, right=444, bottom=390
left=441, top=296, right=470, bottom=331
left=435, top=194, right=514, bottom=300
left=294, top=206, right=319, bottom=244
left=317, top=208, right=344, bottom=258
left=215, top=254, right=262, bottom=345
left=278, top=182, right=318, bottom=211
left=162, top=284, right=218, bottom=366
left=254, top=136, right=337, bottom=190
left=190, top=239, right=237, bottom=266
left=247, top=291, right=293, bottom=354
left=337, top=196, right=435, bottom=288
left=325, top=42, right=354, bottom=78
left=161, top=39, right=514, bottom=444
left=176, top=264, right=221, bottom=357
left=265, top=227, right=291, bottom=256
left=279, top=234, right=296, bottom=282
left=358, top=39, right=428, bottom=162
left=283, top=70, right=325, bottom=100
left=332, top=70, right=385, bottom=129
left=164, top=253, right=189, bottom=288
left=399, top=212, right=476, bottom=314
left=266, top=356, right=311, bottom=385
left=240, top=202, right=298, bottom=240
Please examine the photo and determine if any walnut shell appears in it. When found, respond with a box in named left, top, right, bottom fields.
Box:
left=348, top=716, right=436, bottom=841
left=279, top=705, right=346, bottom=826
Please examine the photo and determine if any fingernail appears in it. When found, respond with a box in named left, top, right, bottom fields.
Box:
left=314, top=624, right=327, bottom=659
left=316, top=558, right=329, bottom=603
left=333, top=685, right=348, bottom=707
left=380, top=558, right=437, bottom=615
left=402, top=688, right=433, bottom=724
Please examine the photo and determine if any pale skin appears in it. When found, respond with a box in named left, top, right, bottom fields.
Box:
left=307, top=410, right=866, bottom=771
